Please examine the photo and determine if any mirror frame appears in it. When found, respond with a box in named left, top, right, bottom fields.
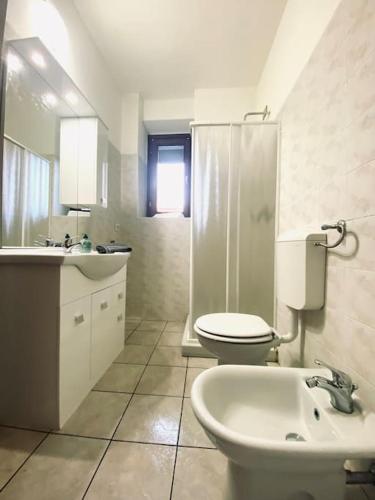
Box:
left=0, top=0, right=8, bottom=248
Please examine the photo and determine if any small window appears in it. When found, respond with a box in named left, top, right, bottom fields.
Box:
left=147, top=134, right=191, bottom=217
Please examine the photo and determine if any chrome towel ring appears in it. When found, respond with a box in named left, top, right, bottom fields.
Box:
left=315, top=220, right=347, bottom=248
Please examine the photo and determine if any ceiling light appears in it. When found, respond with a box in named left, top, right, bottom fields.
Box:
left=43, top=93, right=58, bottom=108
left=65, top=91, right=79, bottom=105
left=31, top=51, right=46, bottom=68
left=7, top=52, right=23, bottom=73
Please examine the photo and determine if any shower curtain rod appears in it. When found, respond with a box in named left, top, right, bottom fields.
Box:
left=243, top=105, right=270, bottom=121
left=190, top=119, right=278, bottom=127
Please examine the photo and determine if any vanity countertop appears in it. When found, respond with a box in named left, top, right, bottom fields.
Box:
left=0, top=248, right=131, bottom=279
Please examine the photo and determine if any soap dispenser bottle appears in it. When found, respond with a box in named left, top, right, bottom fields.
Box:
left=80, top=234, right=92, bottom=253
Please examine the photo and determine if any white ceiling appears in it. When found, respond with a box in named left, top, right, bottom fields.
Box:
left=73, top=0, right=286, bottom=99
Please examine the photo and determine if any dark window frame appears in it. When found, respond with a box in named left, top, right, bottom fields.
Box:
left=147, top=133, right=191, bottom=218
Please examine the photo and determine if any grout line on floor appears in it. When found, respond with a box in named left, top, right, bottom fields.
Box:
left=114, top=362, right=188, bottom=368
left=0, top=431, right=50, bottom=493
left=81, top=322, right=167, bottom=499
left=168, top=347, right=189, bottom=500
left=50, top=431, right=111, bottom=442
left=0, top=423, right=50, bottom=434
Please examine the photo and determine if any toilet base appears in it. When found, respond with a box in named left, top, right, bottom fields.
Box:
left=224, top=460, right=346, bottom=500
left=197, top=333, right=275, bottom=366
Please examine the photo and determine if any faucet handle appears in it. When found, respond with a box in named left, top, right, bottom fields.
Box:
left=314, top=359, right=357, bottom=391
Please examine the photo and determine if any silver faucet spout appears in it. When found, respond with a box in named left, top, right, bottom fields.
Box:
left=64, top=242, right=82, bottom=253
left=306, top=360, right=358, bottom=414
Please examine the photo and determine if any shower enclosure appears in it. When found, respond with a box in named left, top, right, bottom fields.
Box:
left=183, top=121, right=279, bottom=355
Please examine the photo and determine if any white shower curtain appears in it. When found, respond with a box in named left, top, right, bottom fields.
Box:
left=190, top=123, right=278, bottom=338
left=2, top=139, right=24, bottom=245
left=2, top=138, right=50, bottom=246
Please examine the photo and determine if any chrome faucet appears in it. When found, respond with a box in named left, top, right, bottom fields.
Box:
left=306, top=360, right=358, bottom=414
left=64, top=235, right=82, bottom=253
left=64, top=242, right=82, bottom=253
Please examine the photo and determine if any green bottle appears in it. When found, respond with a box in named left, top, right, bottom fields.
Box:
left=80, top=234, right=92, bottom=253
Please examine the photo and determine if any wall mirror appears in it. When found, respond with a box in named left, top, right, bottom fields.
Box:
left=2, top=36, right=108, bottom=248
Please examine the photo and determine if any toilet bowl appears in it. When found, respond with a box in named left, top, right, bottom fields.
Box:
left=194, top=312, right=280, bottom=365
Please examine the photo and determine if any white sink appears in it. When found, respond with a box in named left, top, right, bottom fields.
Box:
left=191, top=365, right=375, bottom=500
left=64, top=252, right=130, bottom=280
left=0, top=248, right=131, bottom=280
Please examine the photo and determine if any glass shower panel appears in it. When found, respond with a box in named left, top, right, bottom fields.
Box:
left=190, top=125, right=230, bottom=336
left=237, top=124, right=278, bottom=324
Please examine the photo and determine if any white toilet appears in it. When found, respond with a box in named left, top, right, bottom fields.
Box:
left=194, top=312, right=279, bottom=365
left=194, top=230, right=327, bottom=365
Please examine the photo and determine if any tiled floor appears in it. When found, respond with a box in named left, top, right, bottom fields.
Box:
left=0, top=319, right=373, bottom=499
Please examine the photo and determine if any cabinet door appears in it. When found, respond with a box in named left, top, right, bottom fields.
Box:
left=112, top=281, right=126, bottom=346
left=60, top=296, right=91, bottom=425
left=91, top=285, right=123, bottom=383
left=59, top=118, right=79, bottom=206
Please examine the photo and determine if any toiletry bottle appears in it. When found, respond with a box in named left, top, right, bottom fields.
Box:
left=80, top=234, right=92, bottom=253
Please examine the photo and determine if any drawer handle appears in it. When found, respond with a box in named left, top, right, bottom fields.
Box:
left=74, top=313, right=85, bottom=325
left=117, top=313, right=123, bottom=322
left=100, top=301, right=109, bottom=310
left=118, top=292, right=124, bottom=300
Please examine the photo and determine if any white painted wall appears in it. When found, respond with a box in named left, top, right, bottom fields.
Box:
left=121, top=93, right=147, bottom=161
left=255, top=0, right=341, bottom=118
left=144, top=98, right=194, bottom=122
left=194, top=87, right=256, bottom=122
left=5, top=0, right=122, bottom=150
left=143, top=97, right=194, bottom=134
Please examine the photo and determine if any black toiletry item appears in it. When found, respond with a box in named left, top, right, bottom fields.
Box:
left=96, top=244, right=132, bottom=254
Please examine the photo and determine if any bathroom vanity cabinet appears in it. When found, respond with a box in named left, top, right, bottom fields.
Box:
left=0, top=257, right=127, bottom=430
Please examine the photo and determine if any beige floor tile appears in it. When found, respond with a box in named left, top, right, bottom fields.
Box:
left=115, top=345, right=154, bottom=364
left=1, top=434, right=107, bottom=500
left=58, top=392, right=131, bottom=439
left=136, top=320, right=166, bottom=332
left=171, top=448, right=228, bottom=500
left=85, top=441, right=175, bottom=500
left=149, top=346, right=187, bottom=367
left=125, top=319, right=140, bottom=330
left=178, top=398, right=215, bottom=449
left=362, top=484, right=375, bottom=499
left=125, top=323, right=137, bottom=338
left=136, top=366, right=186, bottom=397
left=114, top=395, right=182, bottom=445
left=158, top=331, right=183, bottom=347
left=0, top=427, right=46, bottom=490
left=188, top=357, right=218, bottom=369
left=94, top=364, right=144, bottom=393
left=184, top=368, right=205, bottom=397
left=345, top=485, right=370, bottom=500
left=165, top=321, right=185, bottom=333
left=126, top=330, right=161, bottom=346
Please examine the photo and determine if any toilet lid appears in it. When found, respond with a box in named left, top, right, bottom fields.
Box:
left=195, top=313, right=273, bottom=339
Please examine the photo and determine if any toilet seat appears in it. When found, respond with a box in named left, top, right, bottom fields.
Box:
left=195, top=313, right=276, bottom=344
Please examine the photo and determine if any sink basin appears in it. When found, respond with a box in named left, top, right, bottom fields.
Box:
left=64, top=252, right=130, bottom=280
left=191, top=365, right=375, bottom=500
left=0, top=248, right=131, bottom=280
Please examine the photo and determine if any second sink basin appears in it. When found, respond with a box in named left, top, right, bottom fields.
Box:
left=191, top=365, right=375, bottom=464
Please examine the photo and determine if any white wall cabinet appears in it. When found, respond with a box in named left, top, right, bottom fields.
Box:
left=0, top=263, right=127, bottom=430
left=60, top=117, right=108, bottom=207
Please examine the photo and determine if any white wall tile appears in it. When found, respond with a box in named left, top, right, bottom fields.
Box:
left=278, top=0, right=375, bottom=406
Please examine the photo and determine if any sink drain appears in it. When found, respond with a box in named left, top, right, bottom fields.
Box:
left=285, top=432, right=306, bottom=442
